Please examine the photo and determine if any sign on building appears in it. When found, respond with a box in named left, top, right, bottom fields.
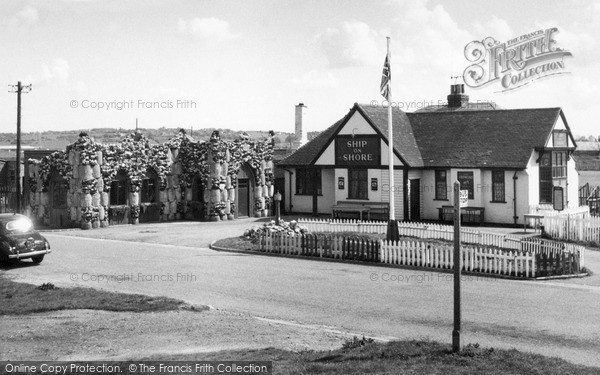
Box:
left=459, top=190, right=469, bottom=208
left=335, top=135, right=380, bottom=167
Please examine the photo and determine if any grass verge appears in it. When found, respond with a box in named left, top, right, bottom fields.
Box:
left=146, top=339, right=600, bottom=375
left=0, top=275, right=205, bottom=315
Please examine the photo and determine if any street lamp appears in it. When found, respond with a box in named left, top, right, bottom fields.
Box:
left=274, top=191, right=282, bottom=225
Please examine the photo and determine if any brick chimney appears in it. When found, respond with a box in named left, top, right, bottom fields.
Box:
left=447, top=84, right=469, bottom=108
left=294, top=103, right=308, bottom=148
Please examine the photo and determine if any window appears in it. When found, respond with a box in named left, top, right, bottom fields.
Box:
left=539, top=151, right=568, bottom=204
left=348, top=169, right=368, bottom=199
left=457, top=172, right=474, bottom=199
left=295, top=169, right=322, bottom=195
left=539, top=153, right=552, bottom=203
left=552, top=151, right=567, bottom=178
left=435, top=170, right=447, bottom=200
left=491, top=170, right=505, bottom=202
left=110, top=171, right=128, bottom=205
left=141, top=170, right=158, bottom=203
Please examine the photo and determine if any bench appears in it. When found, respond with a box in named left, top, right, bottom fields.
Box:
left=365, top=202, right=389, bottom=220
left=332, top=201, right=390, bottom=221
left=438, top=206, right=485, bottom=225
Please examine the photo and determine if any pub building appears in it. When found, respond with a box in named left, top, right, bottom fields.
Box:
left=278, top=85, right=579, bottom=225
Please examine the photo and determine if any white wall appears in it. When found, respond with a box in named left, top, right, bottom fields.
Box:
left=284, top=168, right=336, bottom=214
left=525, top=152, right=539, bottom=207
left=567, top=157, right=579, bottom=208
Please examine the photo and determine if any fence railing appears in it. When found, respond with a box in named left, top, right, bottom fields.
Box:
left=540, top=215, right=600, bottom=244
left=256, top=231, right=584, bottom=278
left=529, top=204, right=590, bottom=218
left=299, top=219, right=523, bottom=250
left=380, top=240, right=536, bottom=278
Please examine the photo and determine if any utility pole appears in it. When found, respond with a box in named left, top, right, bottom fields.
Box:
left=452, top=181, right=462, bottom=352
left=8, top=81, right=32, bottom=214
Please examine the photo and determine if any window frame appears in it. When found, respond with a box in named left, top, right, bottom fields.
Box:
left=434, top=170, right=448, bottom=200
left=140, top=170, right=158, bottom=204
left=457, top=171, right=474, bottom=200
left=491, top=170, right=505, bottom=203
left=295, top=168, right=322, bottom=196
left=110, top=171, right=128, bottom=206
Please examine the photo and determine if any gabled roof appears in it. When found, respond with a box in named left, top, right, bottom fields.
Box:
left=408, top=108, right=563, bottom=169
left=277, top=117, right=346, bottom=166
left=278, top=104, right=565, bottom=170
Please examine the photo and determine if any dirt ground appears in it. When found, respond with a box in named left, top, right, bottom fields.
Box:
left=0, top=308, right=350, bottom=361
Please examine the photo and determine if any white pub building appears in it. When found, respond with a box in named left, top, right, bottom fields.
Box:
left=278, top=85, right=579, bottom=225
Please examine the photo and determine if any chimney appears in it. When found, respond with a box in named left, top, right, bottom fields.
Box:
left=447, top=84, right=469, bottom=108
left=294, top=103, right=308, bottom=148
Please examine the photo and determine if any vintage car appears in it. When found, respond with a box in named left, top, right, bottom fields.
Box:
left=0, top=213, right=51, bottom=264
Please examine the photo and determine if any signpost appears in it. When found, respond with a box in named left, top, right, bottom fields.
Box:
left=453, top=182, right=462, bottom=352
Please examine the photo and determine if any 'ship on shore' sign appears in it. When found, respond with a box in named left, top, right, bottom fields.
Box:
left=335, top=135, right=380, bottom=167
left=459, top=190, right=469, bottom=208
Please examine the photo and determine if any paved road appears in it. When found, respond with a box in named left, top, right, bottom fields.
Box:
left=3, top=220, right=600, bottom=367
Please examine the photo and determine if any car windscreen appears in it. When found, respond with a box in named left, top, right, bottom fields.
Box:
left=4, top=218, right=34, bottom=233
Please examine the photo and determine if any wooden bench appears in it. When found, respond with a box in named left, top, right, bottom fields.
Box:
left=365, top=202, right=389, bottom=220
left=332, top=201, right=369, bottom=220
left=438, top=206, right=485, bottom=225
left=332, top=201, right=389, bottom=221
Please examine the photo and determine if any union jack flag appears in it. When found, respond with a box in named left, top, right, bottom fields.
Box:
left=380, top=52, right=391, bottom=100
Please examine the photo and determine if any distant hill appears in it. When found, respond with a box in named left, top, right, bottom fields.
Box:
left=0, top=128, right=293, bottom=151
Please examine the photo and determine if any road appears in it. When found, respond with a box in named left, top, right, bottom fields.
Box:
left=2, top=219, right=600, bottom=366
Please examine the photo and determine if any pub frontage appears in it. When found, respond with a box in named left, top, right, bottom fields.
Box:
left=278, top=85, right=579, bottom=225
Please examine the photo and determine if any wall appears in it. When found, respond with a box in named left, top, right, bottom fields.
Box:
left=567, top=156, right=579, bottom=208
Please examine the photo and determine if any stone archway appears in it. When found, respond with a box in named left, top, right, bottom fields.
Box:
left=236, top=164, right=255, bottom=218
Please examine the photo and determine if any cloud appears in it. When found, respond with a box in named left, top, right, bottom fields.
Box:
left=178, top=17, right=239, bottom=43
left=4, top=5, right=39, bottom=26
left=473, top=15, right=513, bottom=42
left=27, top=58, right=70, bottom=87
left=318, top=20, right=381, bottom=68
left=292, top=69, right=338, bottom=89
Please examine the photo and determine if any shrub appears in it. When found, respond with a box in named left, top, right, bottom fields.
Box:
left=243, top=219, right=309, bottom=243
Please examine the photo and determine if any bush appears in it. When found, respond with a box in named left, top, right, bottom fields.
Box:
left=341, top=336, right=375, bottom=350
left=243, top=219, right=309, bottom=243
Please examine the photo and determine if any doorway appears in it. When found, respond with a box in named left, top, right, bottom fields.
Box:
left=410, top=179, right=421, bottom=221
left=237, top=165, right=255, bottom=218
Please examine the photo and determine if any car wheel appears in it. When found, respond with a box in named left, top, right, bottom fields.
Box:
left=31, top=255, right=44, bottom=264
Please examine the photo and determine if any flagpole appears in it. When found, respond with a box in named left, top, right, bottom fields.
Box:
left=387, top=37, right=395, bottom=221
left=385, top=36, right=399, bottom=241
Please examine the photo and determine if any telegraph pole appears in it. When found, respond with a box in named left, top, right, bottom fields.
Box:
left=8, top=81, right=32, bottom=214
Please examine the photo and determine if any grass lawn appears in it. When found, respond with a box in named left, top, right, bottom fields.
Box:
left=148, top=338, right=600, bottom=375
left=0, top=275, right=205, bottom=315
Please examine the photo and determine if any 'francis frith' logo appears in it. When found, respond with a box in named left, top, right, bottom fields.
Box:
left=463, top=27, right=572, bottom=92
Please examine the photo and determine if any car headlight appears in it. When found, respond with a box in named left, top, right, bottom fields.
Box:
left=1, top=241, right=15, bottom=253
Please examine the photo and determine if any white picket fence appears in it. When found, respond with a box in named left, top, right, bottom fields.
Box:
left=540, top=215, right=600, bottom=244
left=299, top=219, right=522, bottom=250
left=529, top=204, right=590, bottom=218
left=380, top=240, right=536, bottom=278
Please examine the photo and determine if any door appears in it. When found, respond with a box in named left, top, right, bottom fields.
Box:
left=237, top=164, right=255, bottom=218
left=238, top=178, right=250, bottom=217
left=410, top=179, right=420, bottom=221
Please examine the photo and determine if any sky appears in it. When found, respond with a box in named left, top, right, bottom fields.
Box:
left=0, top=0, right=599, bottom=137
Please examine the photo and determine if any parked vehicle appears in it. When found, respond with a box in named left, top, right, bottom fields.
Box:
left=0, top=214, right=51, bottom=264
